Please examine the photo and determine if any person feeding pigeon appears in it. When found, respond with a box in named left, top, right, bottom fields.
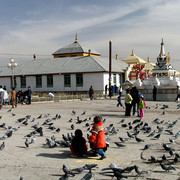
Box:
left=70, top=129, right=88, bottom=157
left=88, top=116, right=107, bottom=159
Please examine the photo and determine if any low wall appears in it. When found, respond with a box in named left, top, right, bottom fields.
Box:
left=137, top=87, right=178, bottom=101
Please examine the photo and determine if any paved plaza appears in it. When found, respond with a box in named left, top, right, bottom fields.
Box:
left=0, top=98, right=180, bottom=179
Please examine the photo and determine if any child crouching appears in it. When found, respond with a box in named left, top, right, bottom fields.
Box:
left=89, top=116, right=107, bottom=159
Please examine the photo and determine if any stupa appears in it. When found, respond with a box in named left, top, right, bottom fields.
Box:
left=133, top=39, right=180, bottom=101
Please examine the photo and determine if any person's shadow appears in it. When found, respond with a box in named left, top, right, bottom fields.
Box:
left=36, top=150, right=70, bottom=159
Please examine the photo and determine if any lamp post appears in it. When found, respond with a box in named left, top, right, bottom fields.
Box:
left=7, top=58, right=17, bottom=88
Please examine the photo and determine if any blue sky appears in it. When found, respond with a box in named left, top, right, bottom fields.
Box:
left=0, top=0, right=180, bottom=70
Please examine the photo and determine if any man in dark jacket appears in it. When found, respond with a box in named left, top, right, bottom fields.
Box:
left=131, top=86, right=139, bottom=116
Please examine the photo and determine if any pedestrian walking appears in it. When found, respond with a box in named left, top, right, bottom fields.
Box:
left=89, top=86, right=94, bottom=100
left=117, top=94, right=124, bottom=108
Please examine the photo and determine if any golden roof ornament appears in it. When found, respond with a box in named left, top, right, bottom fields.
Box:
left=147, top=57, right=150, bottom=63
left=75, top=33, right=78, bottom=43
left=131, top=49, right=134, bottom=56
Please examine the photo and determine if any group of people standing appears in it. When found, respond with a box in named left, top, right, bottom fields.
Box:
left=124, top=86, right=146, bottom=118
left=0, top=85, right=32, bottom=109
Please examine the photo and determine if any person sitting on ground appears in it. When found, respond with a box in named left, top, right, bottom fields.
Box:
left=88, top=116, right=107, bottom=159
left=70, top=129, right=88, bottom=157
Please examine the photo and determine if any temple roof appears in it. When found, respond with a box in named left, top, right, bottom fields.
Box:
left=121, top=50, right=146, bottom=64
left=52, top=41, right=101, bottom=56
left=52, top=35, right=101, bottom=56
left=0, top=56, right=127, bottom=77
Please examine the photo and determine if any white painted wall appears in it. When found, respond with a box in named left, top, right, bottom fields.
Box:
left=0, top=72, right=124, bottom=93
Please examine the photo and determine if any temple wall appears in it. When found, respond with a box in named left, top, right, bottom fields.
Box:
left=137, top=87, right=178, bottom=101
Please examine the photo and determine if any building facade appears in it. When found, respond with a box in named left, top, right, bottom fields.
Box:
left=0, top=36, right=127, bottom=93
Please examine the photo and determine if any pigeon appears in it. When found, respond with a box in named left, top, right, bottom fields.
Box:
left=63, top=165, right=75, bottom=176
left=71, top=124, right=75, bottom=130
left=121, top=124, right=127, bottom=128
left=7, top=108, right=12, bottom=112
left=132, top=119, right=141, bottom=124
left=81, top=111, right=86, bottom=115
left=143, top=144, right=152, bottom=150
left=31, top=137, right=36, bottom=144
left=80, top=169, right=92, bottom=180
left=12, top=113, right=16, bottom=116
left=25, top=139, right=29, bottom=148
left=134, top=165, right=148, bottom=175
left=72, top=166, right=86, bottom=173
left=0, top=142, right=5, bottom=150
left=162, top=143, right=173, bottom=151
left=162, top=154, right=167, bottom=161
left=26, top=115, right=31, bottom=119
left=157, top=126, right=163, bottom=133
left=169, top=149, right=175, bottom=156
left=32, top=123, right=39, bottom=129
left=160, top=164, right=176, bottom=171
left=127, top=131, right=134, bottom=138
left=85, top=164, right=98, bottom=169
left=112, top=168, right=127, bottom=179
left=175, top=131, right=180, bottom=139
left=123, top=166, right=135, bottom=172
left=169, top=138, right=176, bottom=143
left=12, top=126, right=20, bottom=131
left=37, top=114, right=42, bottom=119
left=165, top=129, right=174, bottom=135
left=154, top=133, right=161, bottom=139
left=114, top=142, right=126, bottom=148
left=119, top=119, right=125, bottom=124
left=59, top=173, right=68, bottom=180
left=149, top=156, right=158, bottom=163
left=135, top=136, right=144, bottom=143
left=72, top=110, right=76, bottom=115
left=119, top=137, right=128, bottom=143
left=147, top=131, right=155, bottom=137
left=68, top=118, right=73, bottom=123
left=56, top=128, right=60, bottom=133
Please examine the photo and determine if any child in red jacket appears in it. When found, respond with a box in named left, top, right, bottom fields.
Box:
left=89, top=116, right=107, bottom=159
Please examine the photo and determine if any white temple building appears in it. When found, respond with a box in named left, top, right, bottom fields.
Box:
left=134, top=39, right=180, bottom=101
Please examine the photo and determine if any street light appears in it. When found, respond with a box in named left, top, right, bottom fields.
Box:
left=7, top=58, right=17, bottom=88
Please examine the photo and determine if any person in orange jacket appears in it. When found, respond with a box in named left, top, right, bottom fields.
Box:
left=89, top=116, right=107, bottom=159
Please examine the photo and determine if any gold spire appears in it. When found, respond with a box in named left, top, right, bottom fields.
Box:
left=131, top=49, right=134, bottom=56
left=116, top=54, right=118, bottom=60
left=88, top=49, right=91, bottom=56
left=75, top=33, right=78, bottom=43
left=147, top=57, right=150, bottom=63
left=160, top=38, right=165, bottom=57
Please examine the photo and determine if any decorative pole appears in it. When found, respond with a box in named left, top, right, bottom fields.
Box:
left=7, top=58, right=17, bottom=88
left=109, top=40, right=112, bottom=96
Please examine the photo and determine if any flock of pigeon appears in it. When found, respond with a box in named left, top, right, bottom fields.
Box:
left=0, top=102, right=180, bottom=179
